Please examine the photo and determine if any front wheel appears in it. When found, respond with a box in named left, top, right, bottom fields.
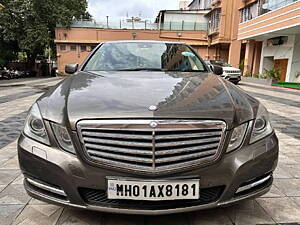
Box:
left=232, top=81, right=239, bottom=85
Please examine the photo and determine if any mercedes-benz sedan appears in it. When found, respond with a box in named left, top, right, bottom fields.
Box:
left=18, top=41, right=278, bottom=215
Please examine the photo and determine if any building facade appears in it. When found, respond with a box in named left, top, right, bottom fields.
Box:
left=55, top=26, right=208, bottom=73
left=55, top=0, right=300, bottom=82
left=238, top=0, right=300, bottom=82
left=55, top=9, right=213, bottom=73
left=186, top=0, right=244, bottom=68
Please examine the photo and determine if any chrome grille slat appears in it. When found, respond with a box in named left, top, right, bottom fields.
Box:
left=88, top=150, right=153, bottom=164
left=155, top=150, right=217, bottom=163
left=85, top=143, right=153, bottom=156
left=88, top=157, right=153, bottom=170
left=82, top=131, right=153, bottom=140
left=155, top=157, right=217, bottom=170
left=155, top=143, right=219, bottom=156
left=83, top=137, right=153, bottom=148
left=77, top=120, right=226, bottom=174
left=155, top=137, right=221, bottom=148
left=155, top=131, right=222, bottom=140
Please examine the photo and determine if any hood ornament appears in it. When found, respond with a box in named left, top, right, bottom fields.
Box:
left=148, top=105, right=157, bottom=111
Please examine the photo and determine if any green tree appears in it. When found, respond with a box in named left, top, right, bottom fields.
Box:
left=0, top=0, right=91, bottom=66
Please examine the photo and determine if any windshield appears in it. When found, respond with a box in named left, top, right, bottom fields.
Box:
left=83, top=42, right=207, bottom=72
left=210, top=60, right=232, bottom=67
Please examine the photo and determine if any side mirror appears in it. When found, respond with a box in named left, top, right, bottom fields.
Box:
left=212, top=65, right=223, bottom=76
left=65, top=64, right=79, bottom=74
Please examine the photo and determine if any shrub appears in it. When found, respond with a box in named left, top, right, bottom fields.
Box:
left=253, top=73, right=259, bottom=78
left=263, top=68, right=281, bottom=81
left=243, top=72, right=252, bottom=77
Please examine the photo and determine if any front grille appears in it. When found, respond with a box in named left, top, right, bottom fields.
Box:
left=77, top=120, right=226, bottom=174
left=224, top=70, right=240, bottom=74
left=78, top=186, right=225, bottom=210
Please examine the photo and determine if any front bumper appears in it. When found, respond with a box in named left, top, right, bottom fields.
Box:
left=222, top=73, right=241, bottom=82
left=18, top=132, right=278, bottom=215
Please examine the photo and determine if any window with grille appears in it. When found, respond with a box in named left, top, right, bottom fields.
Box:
left=60, top=45, right=66, bottom=51
left=70, top=45, right=77, bottom=51
left=240, top=1, right=260, bottom=23
left=208, top=8, right=221, bottom=32
left=81, top=45, right=87, bottom=52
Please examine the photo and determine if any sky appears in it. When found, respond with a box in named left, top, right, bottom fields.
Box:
left=88, top=0, right=181, bottom=21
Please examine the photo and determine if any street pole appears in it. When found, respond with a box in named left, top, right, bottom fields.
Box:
left=132, top=17, right=134, bottom=29
left=106, top=16, right=109, bottom=29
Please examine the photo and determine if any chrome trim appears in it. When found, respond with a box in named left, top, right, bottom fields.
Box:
left=236, top=175, right=272, bottom=194
left=77, top=119, right=227, bottom=130
left=77, top=119, right=227, bottom=174
left=26, top=178, right=67, bottom=197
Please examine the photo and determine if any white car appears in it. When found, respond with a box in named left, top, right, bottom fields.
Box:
left=205, top=60, right=241, bottom=84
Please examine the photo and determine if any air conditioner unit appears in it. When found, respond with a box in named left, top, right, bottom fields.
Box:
left=267, top=36, right=288, bottom=46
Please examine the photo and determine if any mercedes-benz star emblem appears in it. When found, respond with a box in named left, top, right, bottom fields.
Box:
left=148, top=105, right=157, bottom=111
left=149, top=121, right=158, bottom=128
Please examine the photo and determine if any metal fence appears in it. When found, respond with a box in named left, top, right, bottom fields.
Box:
left=161, top=21, right=207, bottom=31
left=57, top=20, right=208, bottom=31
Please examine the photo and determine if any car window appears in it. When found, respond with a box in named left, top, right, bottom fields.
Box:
left=210, top=60, right=232, bottom=67
left=83, top=42, right=207, bottom=72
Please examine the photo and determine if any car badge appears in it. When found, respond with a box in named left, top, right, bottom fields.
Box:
left=148, top=105, right=157, bottom=111
left=149, top=121, right=158, bottom=128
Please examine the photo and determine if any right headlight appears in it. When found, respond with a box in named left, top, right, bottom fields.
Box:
left=51, top=123, right=75, bottom=154
left=250, top=104, right=273, bottom=144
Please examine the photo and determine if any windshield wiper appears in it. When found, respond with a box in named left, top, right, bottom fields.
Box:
left=116, top=68, right=166, bottom=71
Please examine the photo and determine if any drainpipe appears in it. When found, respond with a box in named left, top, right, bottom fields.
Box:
left=158, top=12, right=163, bottom=38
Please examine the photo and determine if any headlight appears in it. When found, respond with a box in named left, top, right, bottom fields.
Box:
left=227, top=123, right=248, bottom=153
left=250, top=104, right=273, bottom=144
left=24, top=103, right=50, bottom=145
left=51, top=123, right=75, bottom=154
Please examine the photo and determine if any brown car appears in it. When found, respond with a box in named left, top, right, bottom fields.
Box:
left=18, top=41, right=278, bottom=215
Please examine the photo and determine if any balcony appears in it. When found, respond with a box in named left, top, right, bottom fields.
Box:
left=260, top=0, right=299, bottom=14
left=238, top=0, right=300, bottom=40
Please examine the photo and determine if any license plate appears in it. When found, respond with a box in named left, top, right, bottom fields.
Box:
left=107, top=178, right=200, bottom=201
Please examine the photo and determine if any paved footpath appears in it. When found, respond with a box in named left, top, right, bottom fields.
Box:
left=0, top=78, right=300, bottom=225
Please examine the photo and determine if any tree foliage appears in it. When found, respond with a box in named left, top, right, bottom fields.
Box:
left=0, top=0, right=91, bottom=65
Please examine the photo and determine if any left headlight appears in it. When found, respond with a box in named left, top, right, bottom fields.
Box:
left=24, top=103, right=50, bottom=145
left=250, top=104, right=273, bottom=144
left=227, top=123, right=248, bottom=153
left=51, top=123, right=75, bottom=154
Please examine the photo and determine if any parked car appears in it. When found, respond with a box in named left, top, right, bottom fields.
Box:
left=0, top=68, right=34, bottom=80
left=18, top=41, right=278, bottom=215
left=0, top=67, right=9, bottom=79
left=205, top=60, right=241, bottom=84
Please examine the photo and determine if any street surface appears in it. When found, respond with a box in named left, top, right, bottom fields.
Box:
left=0, top=77, right=300, bottom=225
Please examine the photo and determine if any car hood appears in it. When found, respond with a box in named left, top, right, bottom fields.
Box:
left=38, top=71, right=259, bottom=130
left=222, top=66, right=240, bottom=71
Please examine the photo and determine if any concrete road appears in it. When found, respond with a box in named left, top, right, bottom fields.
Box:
left=0, top=77, right=300, bottom=225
